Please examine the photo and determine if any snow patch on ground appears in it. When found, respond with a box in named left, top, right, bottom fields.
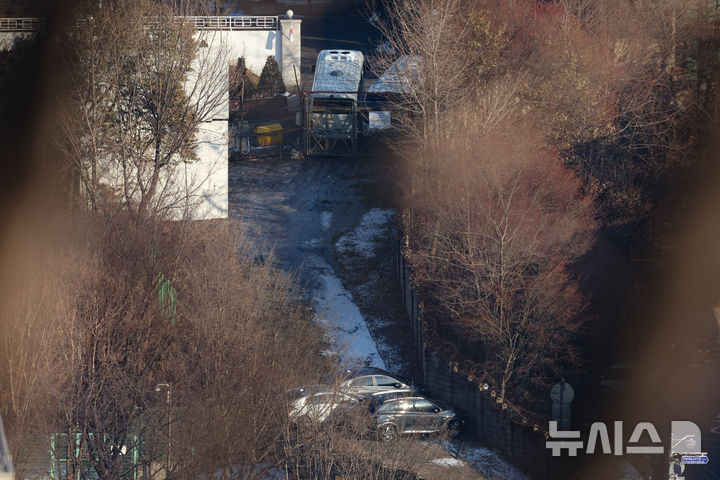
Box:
left=314, top=272, right=386, bottom=369
left=336, top=209, right=394, bottom=258
left=442, top=441, right=529, bottom=480
left=320, top=211, right=333, bottom=231
left=333, top=208, right=410, bottom=373
left=431, top=457, right=467, bottom=467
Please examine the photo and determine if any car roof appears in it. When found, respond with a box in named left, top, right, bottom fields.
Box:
left=322, top=366, right=397, bottom=382
left=345, top=368, right=413, bottom=385
left=364, top=389, right=415, bottom=402
left=383, top=394, right=422, bottom=402
left=321, top=367, right=414, bottom=388
left=345, top=366, right=395, bottom=377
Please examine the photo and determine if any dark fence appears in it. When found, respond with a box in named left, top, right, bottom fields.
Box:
left=396, top=241, right=554, bottom=479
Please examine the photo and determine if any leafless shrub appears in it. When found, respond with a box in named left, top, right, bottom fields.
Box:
left=54, top=0, right=233, bottom=218
left=374, top=0, right=598, bottom=408
left=405, top=116, right=595, bottom=406
left=0, top=212, right=330, bottom=480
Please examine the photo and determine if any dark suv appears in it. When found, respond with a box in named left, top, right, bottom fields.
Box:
left=373, top=395, right=462, bottom=441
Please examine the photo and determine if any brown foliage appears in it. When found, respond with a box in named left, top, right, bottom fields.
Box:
left=372, top=0, right=488, bottom=151
left=405, top=120, right=595, bottom=406
left=537, top=0, right=719, bottom=231
left=0, top=212, right=327, bottom=479
left=378, top=0, right=720, bottom=410
left=375, top=0, right=598, bottom=409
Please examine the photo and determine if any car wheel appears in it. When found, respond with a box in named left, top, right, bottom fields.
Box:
left=379, top=423, right=398, bottom=442
left=446, top=419, right=461, bottom=438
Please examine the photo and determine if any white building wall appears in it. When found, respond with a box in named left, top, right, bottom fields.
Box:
left=1, top=17, right=302, bottom=221
left=0, top=31, right=32, bottom=51
left=173, top=30, right=232, bottom=221
left=223, top=29, right=278, bottom=75
left=177, top=23, right=301, bottom=220
left=176, top=120, right=229, bottom=220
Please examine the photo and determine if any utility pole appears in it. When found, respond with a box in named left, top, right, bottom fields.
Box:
left=155, top=383, right=172, bottom=477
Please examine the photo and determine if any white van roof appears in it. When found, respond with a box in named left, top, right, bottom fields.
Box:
left=368, top=55, right=421, bottom=94
left=311, top=49, right=364, bottom=101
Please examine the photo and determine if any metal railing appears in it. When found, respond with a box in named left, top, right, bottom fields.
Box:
left=0, top=18, right=44, bottom=32
left=178, top=16, right=278, bottom=31
left=0, top=16, right=279, bottom=32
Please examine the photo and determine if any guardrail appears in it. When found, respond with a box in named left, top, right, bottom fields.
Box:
left=0, top=18, right=44, bottom=32
left=0, top=16, right=279, bottom=33
left=182, top=16, right=278, bottom=31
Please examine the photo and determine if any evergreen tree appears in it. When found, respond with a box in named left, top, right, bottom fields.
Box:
left=233, top=56, right=256, bottom=102
left=257, top=55, right=286, bottom=96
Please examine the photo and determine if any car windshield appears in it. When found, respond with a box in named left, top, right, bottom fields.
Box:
left=378, top=399, right=412, bottom=413
left=308, top=392, right=356, bottom=405
left=374, top=375, right=402, bottom=387
left=348, top=376, right=374, bottom=387
left=366, top=391, right=412, bottom=410
left=432, top=399, right=449, bottom=411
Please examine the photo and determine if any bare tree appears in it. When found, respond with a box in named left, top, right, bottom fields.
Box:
left=374, top=0, right=597, bottom=406
left=55, top=0, right=231, bottom=219
left=371, top=0, right=485, bottom=152
left=168, top=223, right=328, bottom=480
left=0, top=210, right=332, bottom=480
left=406, top=118, right=595, bottom=404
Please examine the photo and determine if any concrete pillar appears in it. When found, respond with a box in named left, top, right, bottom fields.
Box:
left=278, top=16, right=302, bottom=90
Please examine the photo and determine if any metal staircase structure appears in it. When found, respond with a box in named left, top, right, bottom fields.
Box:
left=304, top=96, right=359, bottom=156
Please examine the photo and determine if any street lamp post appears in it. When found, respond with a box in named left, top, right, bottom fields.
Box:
left=155, top=383, right=171, bottom=477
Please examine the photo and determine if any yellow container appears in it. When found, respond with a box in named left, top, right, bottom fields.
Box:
left=254, top=123, right=283, bottom=146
